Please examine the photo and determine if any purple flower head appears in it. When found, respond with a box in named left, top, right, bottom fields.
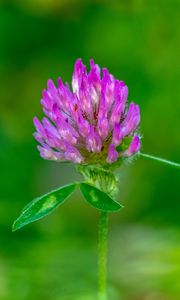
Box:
left=34, top=59, right=141, bottom=166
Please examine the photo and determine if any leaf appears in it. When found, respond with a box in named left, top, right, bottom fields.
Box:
left=12, top=183, right=77, bottom=231
left=80, top=183, right=123, bottom=212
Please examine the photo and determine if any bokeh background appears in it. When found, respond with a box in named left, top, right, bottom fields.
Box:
left=0, top=1, right=180, bottom=299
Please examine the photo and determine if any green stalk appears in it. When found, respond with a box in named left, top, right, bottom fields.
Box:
left=140, top=153, right=180, bottom=169
left=98, top=211, right=108, bottom=300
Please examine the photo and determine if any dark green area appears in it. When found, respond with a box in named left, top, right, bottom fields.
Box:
left=0, top=1, right=180, bottom=299
left=80, top=183, right=123, bottom=212
left=13, top=183, right=78, bottom=231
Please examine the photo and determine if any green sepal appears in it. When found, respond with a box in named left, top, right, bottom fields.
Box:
left=77, top=165, right=119, bottom=197
left=12, top=183, right=78, bottom=231
left=80, top=183, right=123, bottom=212
left=116, top=136, right=133, bottom=152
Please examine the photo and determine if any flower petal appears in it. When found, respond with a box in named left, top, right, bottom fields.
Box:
left=107, top=144, right=119, bottom=163
left=123, top=135, right=141, bottom=156
left=86, top=126, right=102, bottom=153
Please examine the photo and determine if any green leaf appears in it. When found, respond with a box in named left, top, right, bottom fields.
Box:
left=12, top=183, right=77, bottom=231
left=80, top=183, right=123, bottom=212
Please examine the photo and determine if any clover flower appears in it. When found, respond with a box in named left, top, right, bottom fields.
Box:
left=33, top=59, right=141, bottom=165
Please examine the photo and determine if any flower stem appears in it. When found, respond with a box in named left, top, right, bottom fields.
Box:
left=140, top=152, right=180, bottom=169
left=98, top=211, right=108, bottom=300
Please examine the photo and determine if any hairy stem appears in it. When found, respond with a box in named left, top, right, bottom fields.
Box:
left=98, top=211, right=108, bottom=300
left=140, top=152, right=180, bottom=169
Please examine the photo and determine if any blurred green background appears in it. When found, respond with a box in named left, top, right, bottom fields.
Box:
left=0, top=1, right=180, bottom=299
